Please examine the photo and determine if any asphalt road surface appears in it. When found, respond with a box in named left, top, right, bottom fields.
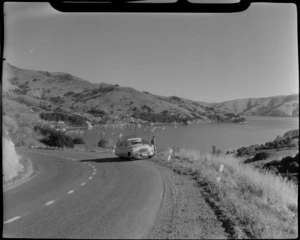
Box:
left=3, top=149, right=164, bottom=238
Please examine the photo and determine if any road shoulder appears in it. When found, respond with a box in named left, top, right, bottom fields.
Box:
left=146, top=160, right=227, bottom=239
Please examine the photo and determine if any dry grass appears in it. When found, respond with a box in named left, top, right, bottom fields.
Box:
left=153, top=147, right=298, bottom=239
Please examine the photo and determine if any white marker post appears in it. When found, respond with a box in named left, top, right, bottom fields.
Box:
left=167, top=148, right=173, bottom=161
left=217, top=164, right=224, bottom=183
left=119, top=133, right=123, bottom=138
left=219, top=164, right=224, bottom=173
left=112, top=145, right=116, bottom=154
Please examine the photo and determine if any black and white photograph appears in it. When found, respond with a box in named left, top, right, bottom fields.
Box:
left=2, top=0, right=298, bottom=238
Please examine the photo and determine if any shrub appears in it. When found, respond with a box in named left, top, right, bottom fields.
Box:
left=34, top=126, right=74, bottom=148
left=87, top=108, right=107, bottom=117
left=263, top=154, right=299, bottom=182
left=211, top=145, right=223, bottom=156
left=63, top=91, right=75, bottom=97
left=253, top=151, right=270, bottom=161
left=73, top=137, right=85, bottom=144
left=97, top=138, right=114, bottom=149
left=41, top=133, right=74, bottom=148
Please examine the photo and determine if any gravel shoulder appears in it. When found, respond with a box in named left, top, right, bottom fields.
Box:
left=146, top=160, right=227, bottom=239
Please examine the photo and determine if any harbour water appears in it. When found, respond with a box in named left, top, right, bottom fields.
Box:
left=81, top=116, right=299, bottom=152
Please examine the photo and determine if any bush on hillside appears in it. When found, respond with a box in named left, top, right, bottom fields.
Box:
left=253, top=151, right=271, bottom=161
left=87, top=108, right=107, bottom=117
left=211, top=145, right=223, bottom=156
left=34, top=126, right=74, bottom=148
left=263, top=154, right=299, bottom=183
left=97, top=138, right=114, bottom=149
left=73, top=137, right=85, bottom=144
left=236, top=145, right=258, bottom=157
left=41, top=133, right=74, bottom=148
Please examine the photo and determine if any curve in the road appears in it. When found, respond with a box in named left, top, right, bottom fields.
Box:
left=3, top=149, right=164, bottom=239
left=4, top=150, right=97, bottom=225
left=4, top=150, right=105, bottom=223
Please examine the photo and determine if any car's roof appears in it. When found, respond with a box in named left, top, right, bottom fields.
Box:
left=120, top=135, right=142, bottom=140
left=127, top=137, right=142, bottom=141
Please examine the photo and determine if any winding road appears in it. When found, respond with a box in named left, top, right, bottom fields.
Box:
left=3, top=149, right=164, bottom=238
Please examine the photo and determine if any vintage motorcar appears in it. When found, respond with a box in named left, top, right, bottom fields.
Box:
left=114, top=136, right=155, bottom=160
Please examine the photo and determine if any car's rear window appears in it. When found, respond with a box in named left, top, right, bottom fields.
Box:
left=117, top=138, right=150, bottom=147
left=129, top=140, right=142, bottom=145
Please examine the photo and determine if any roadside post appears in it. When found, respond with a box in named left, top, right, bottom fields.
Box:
left=167, top=148, right=173, bottom=161
left=112, top=145, right=116, bottom=154
left=217, top=164, right=224, bottom=183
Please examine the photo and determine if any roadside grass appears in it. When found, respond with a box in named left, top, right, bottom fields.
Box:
left=153, top=147, right=298, bottom=239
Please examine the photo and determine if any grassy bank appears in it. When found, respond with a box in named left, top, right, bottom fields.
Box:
left=152, top=148, right=298, bottom=239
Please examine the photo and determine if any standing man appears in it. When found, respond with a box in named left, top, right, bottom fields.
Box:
left=151, top=136, right=156, bottom=146
left=151, top=136, right=156, bottom=155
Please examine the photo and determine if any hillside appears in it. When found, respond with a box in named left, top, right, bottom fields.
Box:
left=234, top=128, right=299, bottom=184
left=3, top=62, right=246, bottom=124
left=211, top=94, right=299, bottom=117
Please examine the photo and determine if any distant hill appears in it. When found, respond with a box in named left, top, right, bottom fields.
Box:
left=210, top=94, right=299, bottom=117
left=3, top=62, right=246, bottom=124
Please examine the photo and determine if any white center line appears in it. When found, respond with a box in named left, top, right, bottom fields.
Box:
left=93, top=172, right=96, bottom=175
left=81, top=182, right=86, bottom=186
left=4, top=216, right=21, bottom=224
left=89, top=177, right=93, bottom=180
left=68, top=190, right=74, bottom=194
left=45, top=200, right=55, bottom=206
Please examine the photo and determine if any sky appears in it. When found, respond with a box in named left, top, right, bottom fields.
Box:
left=3, top=2, right=298, bottom=102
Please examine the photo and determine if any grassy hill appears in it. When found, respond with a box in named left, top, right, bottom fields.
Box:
left=210, top=94, right=299, bottom=117
left=3, top=62, right=246, bottom=124
left=235, top=129, right=299, bottom=184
